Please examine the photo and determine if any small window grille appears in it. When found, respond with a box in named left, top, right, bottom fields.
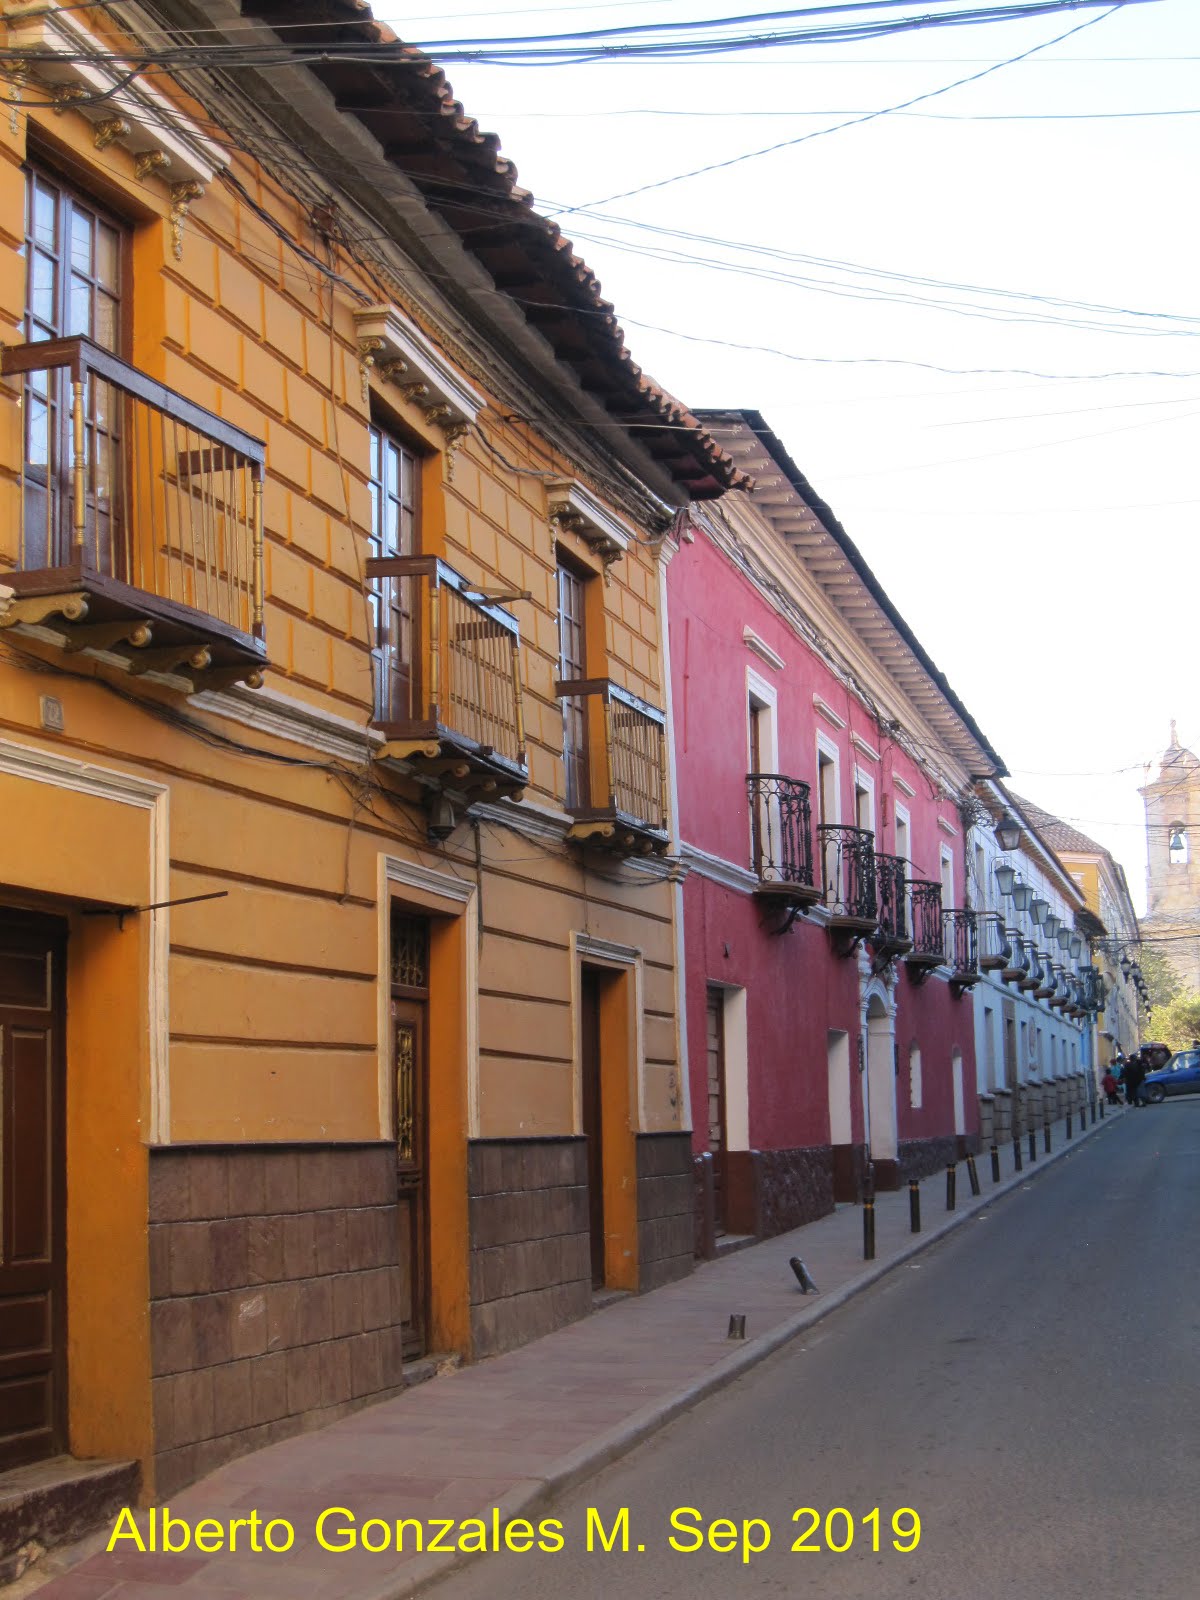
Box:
left=391, top=913, right=429, bottom=990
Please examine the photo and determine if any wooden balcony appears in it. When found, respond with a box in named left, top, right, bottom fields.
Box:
left=0, top=336, right=265, bottom=685
left=747, top=773, right=820, bottom=912
left=554, top=678, right=669, bottom=854
left=367, top=555, right=528, bottom=798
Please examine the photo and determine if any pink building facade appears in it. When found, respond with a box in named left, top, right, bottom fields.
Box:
left=671, top=413, right=1006, bottom=1243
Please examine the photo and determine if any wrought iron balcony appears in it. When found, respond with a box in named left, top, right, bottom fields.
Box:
left=906, top=880, right=945, bottom=973
left=873, top=853, right=912, bottom=955
left=1034, top=949, right=1057, bottom=1000
left=977, top=911, right=1010, bottom=971
left=817, top=824, right=878, bottom=936
left=1049, top=965, right=1070, bottom=1010
left=747, top=773, right=819, bottom=908
left=1001, top=927, right=1029, bottom=985
left=1018, top=942, right=1042, bottom=991
left=0, top=335, right=265, bottom=685
left=944, top=909, right=979, bottom=993
left=554, top=677, right=668, bottom=853
left=367, top=554, right=527, bottom=797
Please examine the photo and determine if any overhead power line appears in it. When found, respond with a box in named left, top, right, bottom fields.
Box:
left=555, top=2, right=1132, bottom=212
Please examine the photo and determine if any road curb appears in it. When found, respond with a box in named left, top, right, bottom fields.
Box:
left=371, top=1109, right=1126, bottom=1599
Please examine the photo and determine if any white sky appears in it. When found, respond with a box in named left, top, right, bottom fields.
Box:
left=379, top=0, right=1200, bottom=914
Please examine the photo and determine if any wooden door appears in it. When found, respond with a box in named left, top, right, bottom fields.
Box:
left=390, top=912, right=429, bottom=1360
left=580, top=969, right=605, bottom=1288
left=705, top=988, right=727, bottom=1236
left=369, top=427, right=419, bottom=727
left=0, top=913, right=67, bottom=1471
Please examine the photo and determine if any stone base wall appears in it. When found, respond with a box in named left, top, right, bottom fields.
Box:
left=148, top=1145, right=403, bottom=1499
left=896, top=1135, right=961, bottom=1184
left=725, top=1147, right=835, bottom=1237
left=467, top=1139, right=590, bottom=1359
left=832, top=1142, right=870, bottom=1204
left=637, top=1134, right=694, bottom=1291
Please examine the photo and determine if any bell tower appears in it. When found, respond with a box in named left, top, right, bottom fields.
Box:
left=1140, top=721, right=1200, bottom=992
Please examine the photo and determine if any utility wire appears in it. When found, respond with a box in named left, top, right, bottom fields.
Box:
left=555, top=3, right=1131, bottom=213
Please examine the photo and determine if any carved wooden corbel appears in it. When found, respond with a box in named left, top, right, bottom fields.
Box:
left=7, top=64, right=27, bottom=135
left=400, top=381, right=432, bottom=407
left=168, top=180, right=204, bottom=260
left=547, top=499, right=587, bottom=555
left=134, top=149, right=171, bottom=182
left=52, top=84, right=88, bottom=115
left=93, top=117, right=130, bottom=152
left=356, top=336, right=385, bottom=404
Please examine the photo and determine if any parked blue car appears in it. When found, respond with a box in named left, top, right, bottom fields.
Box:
left=1142, top=1049, right=1200, bottom=1103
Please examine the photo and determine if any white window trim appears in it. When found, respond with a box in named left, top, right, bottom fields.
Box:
left=853, top=766, right=876, bottom=834
left=894, top=803, right=912, bottom=868
left=742, top=626, right=785, bottom=672
left=816, top=731, right=841, bottom=826
left=940, top=843, right=955, bottom=909
left=813, top=695, right=846, bottom=730
left=893, top=774, right=916, bottom=799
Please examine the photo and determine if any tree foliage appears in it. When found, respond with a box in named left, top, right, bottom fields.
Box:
left=1145, top=990, right=1200, bottom=1052
left=1140, top=945, right=1183, bottom=1010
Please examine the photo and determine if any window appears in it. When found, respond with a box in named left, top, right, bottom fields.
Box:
left=557, top=560, right=588, bottom=810
left=368, top=424, right=419, bottom=722
left=23, top=166, right=125, bottom=571
left=854, top=774, right=874, bottom=833
left=909, top=1044, right=923, bottom=1109
left=974, top=843, right=987, bottom=912
left=940, top=845, right=955, bottom=909
left=894, top=808, right=910, bottom=869
left=817, top=745, right=838, bottom=826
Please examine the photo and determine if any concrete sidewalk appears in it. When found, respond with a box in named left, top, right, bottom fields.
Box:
left=31, top=1105, right=1126, bottom=1600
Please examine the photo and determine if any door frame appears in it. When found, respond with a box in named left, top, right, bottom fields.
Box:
left=0, top=908, right=68, bottom=1470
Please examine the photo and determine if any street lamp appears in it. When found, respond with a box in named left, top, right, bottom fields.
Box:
left=1030, top=897, right=1049, bottom=926
left=994, top=811, right=1022, bottom=852
left=1070, top=935, right=1083, bottom=960
left=1011, top=878, right=1033, bottom=913
left=994, top=862, right=1016, bottom=898
left=1044, top=912, right=1060, bottom=941
left=1057, top=926, right=1072, bottom=951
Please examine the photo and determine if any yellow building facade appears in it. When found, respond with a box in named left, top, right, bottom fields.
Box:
left=0, top=2, right=740, bottom=1502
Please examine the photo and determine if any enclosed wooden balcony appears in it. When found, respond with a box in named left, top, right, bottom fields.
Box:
left=747, top=773, right=820, bottom=911
left=366, top=554, right=528, bottom=798
left=554, top=678, right=669, bottom=854
left=0, top=336, right=265, bottom=685
left=817, top=824, right=878, bottom=949
left=944, top=909, right=980, bottom=995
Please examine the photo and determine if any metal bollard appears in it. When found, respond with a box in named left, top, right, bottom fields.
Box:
left=946, top=1163, right=957, bottom=1211
left=1091, top=1099, right=1097, bottom=1125
left=966, top=1153, right=981, bottom=1196
left=990, top=1144, right=1001, bottom=1183
left=1014, top=1133, right=1023, bottom=1172
left=863, top=1194, right=876, bottom=1260
left=909, top=1178, right=921, bottom=1233
left=1066, top=1110, right=1072, bottom=1138
left=727, top=1313, right=747, bottom=1340
left=1029, top=1130, right=1037, bottom=1163
left=1100, top=1097, right=1105, bottom=1120
left=1044, top=1122, right=1051, bottom=1154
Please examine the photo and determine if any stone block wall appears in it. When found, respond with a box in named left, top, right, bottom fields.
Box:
left=725, top=1146, right=836, bottom=1235
left=636, top=1134, right=694, bottom=1291
left=467, top=1138, right=591, bottom=1359
left=148, top=1145, right=404, bottom=1498
left=897, top=1135, right=962, bottom=1184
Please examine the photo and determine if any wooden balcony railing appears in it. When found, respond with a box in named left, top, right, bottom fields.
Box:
left=874, top=852, right=911, bottom=953
left=817, top=824, right=877, bottom=931
left=554, top=677, right=668, bottom=853
left=1, top=336, right=265, bottom=681
left=366, top=554, right=527, bottom=795
left=747, top=773, right=818, bottom=907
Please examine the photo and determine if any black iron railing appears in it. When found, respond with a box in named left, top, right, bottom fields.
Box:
left=1002, top=926, right=1028, bottom=983
left=1034, top=948, right=1057, bottom=1000
left=817, top=824, right=877, bottom=923
left=909, top=880, right=945, bottom=961
left=977, top=912, right=1010, bottom=971
left=874, top=853, right=910, bottom=947
left=747, top=773, right=815, bottom=892
left=945, top=909, right=978, bottom=975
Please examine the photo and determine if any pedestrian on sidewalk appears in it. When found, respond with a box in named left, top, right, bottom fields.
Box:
left=1123, top=1050, right=1146, bottom=1108
left=1102, top=1068, right=1121, bottom=1107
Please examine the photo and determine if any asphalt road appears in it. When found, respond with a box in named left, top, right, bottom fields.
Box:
left=426, top=1102, right=1200, bottom=1600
